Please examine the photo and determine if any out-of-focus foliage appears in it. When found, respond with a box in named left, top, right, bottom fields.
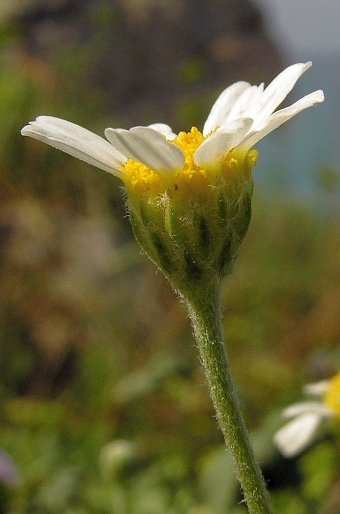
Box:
left=1, top=11, right=340, bottom=514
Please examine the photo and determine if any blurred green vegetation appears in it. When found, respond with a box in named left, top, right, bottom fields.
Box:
left=1, top=14, right=340, bottom=514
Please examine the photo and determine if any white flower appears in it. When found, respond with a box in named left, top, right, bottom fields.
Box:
left=21, top=62, right=324, bottom=180
left=274, top=378, right=337, bottom=458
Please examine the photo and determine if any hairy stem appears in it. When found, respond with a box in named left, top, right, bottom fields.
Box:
left=185, top=284, right=274, bottom=514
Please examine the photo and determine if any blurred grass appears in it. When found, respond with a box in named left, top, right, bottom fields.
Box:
left=1, top=15, right=340, bottom=514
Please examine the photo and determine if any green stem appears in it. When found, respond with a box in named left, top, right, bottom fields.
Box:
left=185, top=283, right=274, bottom=514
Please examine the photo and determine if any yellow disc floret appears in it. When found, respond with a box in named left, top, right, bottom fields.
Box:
left=121, top=126, right=257, bottom=200
left=122, top=160, right=164, bottom=196
left=173, top=127, right=206, bottom=172
left=324, top=372, right=340, bottom=417
left=170, top=127, right=208, bottom=196
left=122, top=127, right=208, bottom=197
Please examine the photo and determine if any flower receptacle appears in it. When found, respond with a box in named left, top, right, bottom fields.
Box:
left=126, top=149, right=255, bottom=297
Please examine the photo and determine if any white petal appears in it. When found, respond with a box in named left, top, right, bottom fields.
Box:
left=252, top=62, right=313, bottom=125
left=303, top=380, right=330, bottom=396
left=282, top=401, right=333, bottom=419
left=203, top=82, right=251, bottom=135
left=195, top=118, right=253, bottom=169
left=147, top=123, right=177, bottom=140
left=21, top=116, right=126, bottom=176
left=239, top=90, right=325, bottom=149
left=223, top=84, right=264, bottom=123
left=274, top=412, right=323, bottom=457
left=105, top=126, right=185, bottom=173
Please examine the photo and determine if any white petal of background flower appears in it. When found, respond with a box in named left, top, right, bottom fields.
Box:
left=274, top=412, right=323, bottom=457
left=195, top=118, right=254, bottom=169
left=105, top=127, right=185, bottom=173
left=282, top=401, right=333, bottom=418
left=21, top=116, right=127, bottom=176
left=303, top=380, right=330, bottom=396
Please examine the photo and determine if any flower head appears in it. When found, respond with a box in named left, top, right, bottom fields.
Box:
left=22, top=62, right=323, bottom=183
left=21, top=62, right=324, bottom=294
left=274, top=372, right=340, bottom=458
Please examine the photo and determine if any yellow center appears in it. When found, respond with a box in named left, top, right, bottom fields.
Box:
left=122, top=127, right=205, bottom=195
left=121, top=127, right=257, bottom=198
left=324, top=371, right=340, bottom=416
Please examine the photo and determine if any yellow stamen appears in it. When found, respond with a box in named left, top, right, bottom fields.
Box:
left=122, top=127, right=207, bottom=195
left=122, top=126, right=257, bottom=198
left=173, top=127, right=206, bottom=172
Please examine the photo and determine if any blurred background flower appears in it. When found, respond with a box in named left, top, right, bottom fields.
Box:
left=274, top=378, right=336, bottom=458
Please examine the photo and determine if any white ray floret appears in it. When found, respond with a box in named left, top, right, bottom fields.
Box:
left=147, top=123, right=177, bottom=140
left=104, top=126, right=185, bottom=173
left=21, top=62, right=324, bottom=179
left=240, top=90, right=324, bottom=150
left=249, top=61, right=313, bottom=124
left=21, top=116, right=127, bottom=175
left=202, top=82, right=261, bottom=135
left=195, top=118, right=254, bottom=168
